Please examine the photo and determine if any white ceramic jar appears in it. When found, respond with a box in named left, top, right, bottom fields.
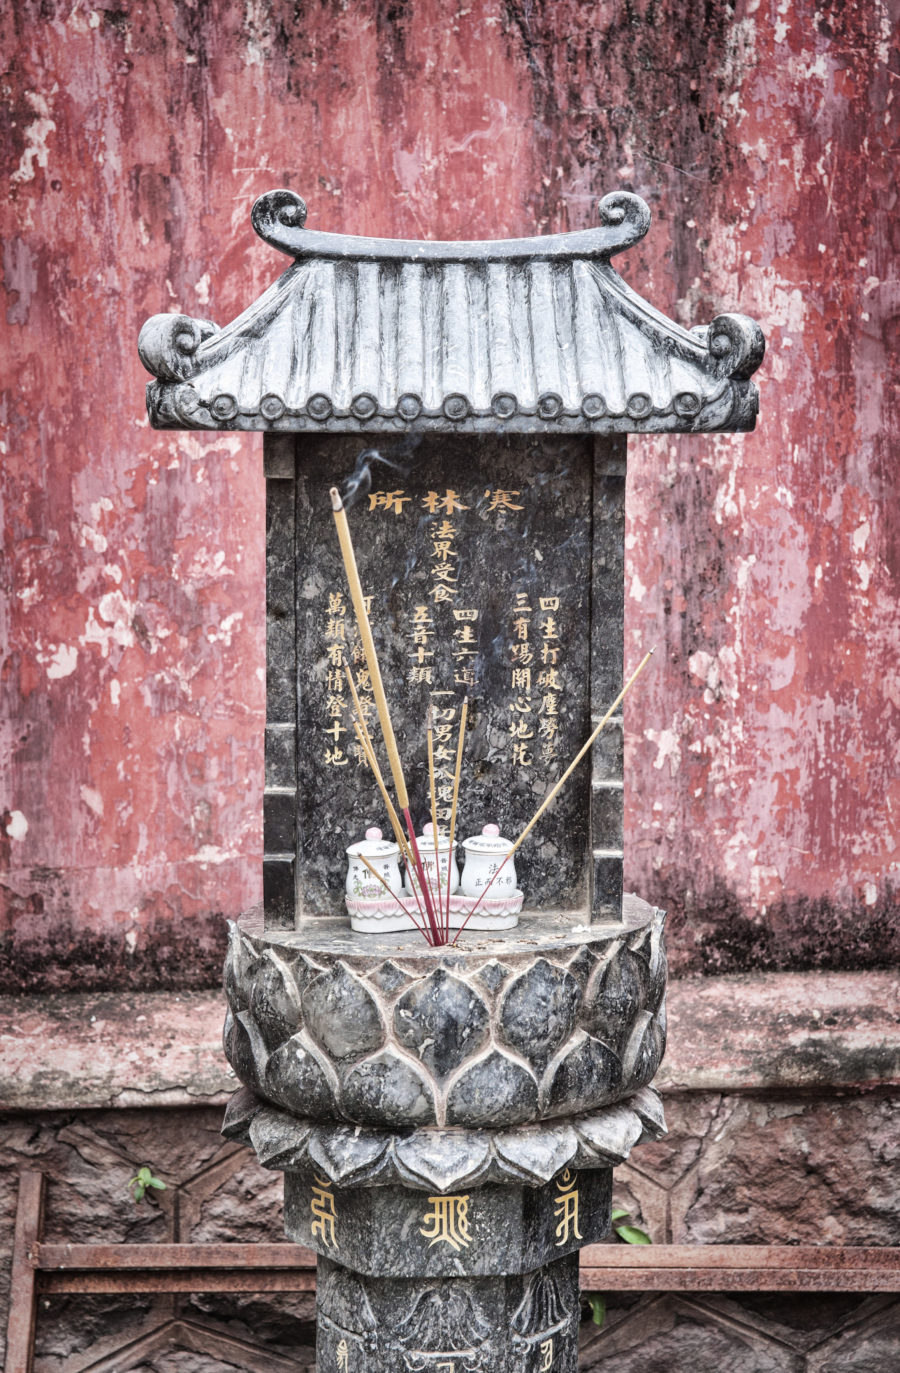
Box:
left=345, top=827, right=403, bottom=899
left=404, top=822, right=459, bottom=898
left=460, top=823, right=517, bottom=898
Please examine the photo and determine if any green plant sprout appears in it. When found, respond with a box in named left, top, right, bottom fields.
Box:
left=128, top=1166, right=166, bottom=1203
left=584, top=1208, right=652, bottom=1329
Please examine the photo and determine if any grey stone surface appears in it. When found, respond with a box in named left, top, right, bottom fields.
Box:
left=223, top=903, right=667, bottom=1128
left=223, top=1087, right=663, bottom=1192
left=284, top=1169, right=612, bottom=1277
left=317, top=1253, right=581, bottom=1371
left=138, top=191, right=764, bottom=435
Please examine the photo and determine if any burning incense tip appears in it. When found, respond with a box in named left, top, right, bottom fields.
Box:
left=330, top=486, right=343, bottom=511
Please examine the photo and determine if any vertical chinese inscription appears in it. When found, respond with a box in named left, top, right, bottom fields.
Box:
left=295, top=436, right=593, bottom=914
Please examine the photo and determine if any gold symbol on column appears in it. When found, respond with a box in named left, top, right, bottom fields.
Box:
left=336, top=1338, right=350, bottom=1371
left=310, top=1175, right=338, bottom=1249
left=436, top=1364, right=455, bottom=1372
left=539, top=1336, right=555, bottom=1369
left=553, top=1168, right=582, bottom=1247
left=419, top=1194, right=472, bottom=1251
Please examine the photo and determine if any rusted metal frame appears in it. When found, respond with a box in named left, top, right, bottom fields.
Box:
left=579, top=1242, right=900, bottom=1293
left=5, top=1171, right=45, bottom=1373
left=34, top=1241, right=315, bottom=1270
left=37, top=1270, right=317, bottom=1295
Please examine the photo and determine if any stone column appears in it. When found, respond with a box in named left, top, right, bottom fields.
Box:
left=222, top=898, right=667, bottom=1370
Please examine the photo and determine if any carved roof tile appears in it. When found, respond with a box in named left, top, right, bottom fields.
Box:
left=139, top=190, right=764, bottom=434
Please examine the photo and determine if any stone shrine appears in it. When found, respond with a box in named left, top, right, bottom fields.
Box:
left=139, top=187, right=764, bottom=1369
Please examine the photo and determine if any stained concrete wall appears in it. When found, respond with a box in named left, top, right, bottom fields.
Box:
left=2, top=0, right=899, bottom=990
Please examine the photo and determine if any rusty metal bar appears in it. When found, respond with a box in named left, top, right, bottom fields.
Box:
left=5, top=1171, right=45, bottom=1373
left=34, top=1242, right=316, bottom=1271
left=37, top=1269, right=317, bottom=1295
left=580, top=1243, right=900, bottom=1271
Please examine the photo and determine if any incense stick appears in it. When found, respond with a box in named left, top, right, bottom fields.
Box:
left=452, top=648, right=656, bottom=944
left=444, top=696, right=468, bottom=942
left=426, top=706, right=442, bottom=928
left=345, top=667, right=415, bottom=866
left=330, top=487, right=442, bottom=944
left=330, top=488, right=409, bottom=809
left=352, top=720, right=428, bottom=930
left=356, top=853, right=429, bottom=940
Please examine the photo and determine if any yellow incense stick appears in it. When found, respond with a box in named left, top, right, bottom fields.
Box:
left=352, top=721, right=416, bottom=873
left=452, top=648, right=656, bottom=944
left=426, top=707, right=442, bottom=923
left=345, top=668, right=414, bottom=863
left=331, top=487, right=409, bottom=810
left=444, top=696, right=468, bottom=940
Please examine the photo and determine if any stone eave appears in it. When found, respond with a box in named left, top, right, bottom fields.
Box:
left=138, top=189, right=765, bottom=436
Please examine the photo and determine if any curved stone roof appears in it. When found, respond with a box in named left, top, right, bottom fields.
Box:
left=139, top=190, right=764, bottom=434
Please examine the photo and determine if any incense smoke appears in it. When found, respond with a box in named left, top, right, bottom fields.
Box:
left=340, top=434, right=424, bottom=509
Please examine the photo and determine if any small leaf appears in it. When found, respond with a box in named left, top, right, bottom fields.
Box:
left=587, top=1294, right=606, bottom=1327
left=147, top=1177, right=166, bottom=1190
left=615, top=1224, right=651, bottom=1245
left=611, top=1208, right=630, bottom=1221
left=137, top=1167, right=153, bottom=1184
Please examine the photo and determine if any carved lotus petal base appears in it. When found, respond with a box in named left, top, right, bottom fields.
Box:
left=223, top=897, right=668, bottom=1130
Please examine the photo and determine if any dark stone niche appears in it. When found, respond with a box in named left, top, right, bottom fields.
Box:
left=263, top=432, right=626, bottom=929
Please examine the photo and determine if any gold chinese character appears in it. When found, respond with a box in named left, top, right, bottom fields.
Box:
left=311, top=1176, right=338, bottom=1248
left=484, top=488, right=524, bottom=511
left=539, top=1337, right=554, bottom=1370
left=325, top=694, right=346, bottom=717
left=513, top=617, right=530, bottom=641
left=514, top=592, right=532, bottom=611
left=324, top=746, right=349, bottom=767
left=325, top=618, right=346, bottom=640
left=369, top=489, right=410, bottom=513
left=511, top=643, right=534, bottom=665
left=541, top=616, right=559, bottom=640
left=422, top=489, right=469, bottom=514
left=509, top=719, right=534, bottom=740
left=431, top=564, right=457, bottom=584
left=336, top=1338, right=350, bottom=1371
left=553, top=1169, right=582, bottom=1246
left=431, top=585, right=456, bottom=604
left=324, top=719, right=346, bottom=742
left=455, top=666, right=476, bottom=685
left=327, top=643, right=345, bottom=666
left=541, top=643, right=559, bottom=665
left=454, top=624, right=477, bottom=645
left=411, top=665, right=434, bottom=684
left=452, top=609, right=478, bottom=622
left=433, top=519, right=458, bottom=539
left=413, top=605, right=433, bottom=625
left=412, top=626, right=433, bottom=645
left=538, top=667, right=561, bottom=689
left=511, top=668, right=531, bottom=692
left=431, top=540, right=455, bottom=561
left=419, top=1194, right=472, bottom=1251
left=511, top=742, right=533, bottom=767
left=539, top=597, right=560, bottom=611
left=328, top=592, right=346, bottom=614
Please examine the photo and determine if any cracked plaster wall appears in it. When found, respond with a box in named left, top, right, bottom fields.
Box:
left=2, top=0, right=899, bottom=989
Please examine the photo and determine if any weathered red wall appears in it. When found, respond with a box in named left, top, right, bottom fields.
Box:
left=2, top=0, right=897, bottom=988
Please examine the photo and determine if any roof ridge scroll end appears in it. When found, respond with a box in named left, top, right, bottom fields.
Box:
left=250, top=187, right=652, bottom=264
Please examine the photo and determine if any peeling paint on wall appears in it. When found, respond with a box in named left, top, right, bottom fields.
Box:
left=1, top=0, right=897, bottom=989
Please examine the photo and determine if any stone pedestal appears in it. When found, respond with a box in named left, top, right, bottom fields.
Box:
left=222, top=897, right=667, bottom=1370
